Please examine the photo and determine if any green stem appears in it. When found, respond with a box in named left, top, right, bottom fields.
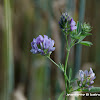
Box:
left=64, top=50, right=70, bottom=100
left=47, top=35, right=70, bottom=100
left=64, top=50, right=70, bottom=75
left=64, top=36, right=70, bottom=100
left=47, top=56, right=63, bottom=71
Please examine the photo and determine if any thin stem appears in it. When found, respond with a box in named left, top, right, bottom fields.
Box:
left=66, top=35, right=69, bottom=50
left=64, top=50, right=70, bottom=100
left=64, top=51, right=70, bottom=74
left=64, top=35, right=70, bottom=100
left=47, top=56, right=64, bottom=71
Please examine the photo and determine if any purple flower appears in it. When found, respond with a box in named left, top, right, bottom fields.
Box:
left=59, top=12, right=77, bottom=33
left=78, top=68, right=96, bottom=91
left=84, top=70, right=88, bottom=76
left=70, top=18, right=77, bottom=31
left=79, top=70, right=84, bottom=78
left=30, top=35, right=55, bottom=55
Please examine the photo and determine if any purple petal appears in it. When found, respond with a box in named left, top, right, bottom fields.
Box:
left=71, top=26, right=77, bottom=31
left=84, top=70, right=88, bottom=76
left=81, top=77, right=84, bottom=82
left=70, top=18, right=76, bottom=26
left=44, top=35, right=48, bottom=39
left=36, top=35, right=43, bottom=44
left=91, top=76, right=96, bottom=81
left=33, top=38, right=36, bottom=43
left=30, top=49, right=38, bottom=54
left=89, top=68, right=93, bottom=75
left=90, top=80, right=94, bottom=84
left=79, top=70, right=84, bottom=78
left=88, top=86, right=93, bottom=91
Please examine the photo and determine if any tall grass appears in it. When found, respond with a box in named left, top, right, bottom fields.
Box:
left=2, top=0, right=14, bottom=100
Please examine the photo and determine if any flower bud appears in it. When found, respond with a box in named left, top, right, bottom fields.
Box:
left=59, top=12, right=77, bottom=34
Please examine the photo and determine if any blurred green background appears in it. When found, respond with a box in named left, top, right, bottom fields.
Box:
left=0, top=0, right=100, bottom=100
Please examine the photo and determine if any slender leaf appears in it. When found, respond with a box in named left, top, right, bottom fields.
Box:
left=79, top=41, right=93, bottom=46
left=58, top=91, right=65, bottom=100
left=77, top=36, right=85, bottom=43
left=76, top=21, right=79, bottom=34
left=82, top=87, right=100, bottom=93
left=59, top=63, right=64, bottom=72
left=81, top=33, right=92, bottom=36
left=77, top=88, right=82, bottom=91
left=71, top=35, right=80, bottom=40
left=65, top=75, right=70, bottom=83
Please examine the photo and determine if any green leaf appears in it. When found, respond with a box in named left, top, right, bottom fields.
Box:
left=69, top=86, right=74, bottom=93
left=79, top=41, right=93, bottom=46
left=82, top=87, right=100, bottom=93
left=59, top=63, right=64, bottom=72
left=58, top=91, right=65, bottom=100
left=76, top=21, right=79, bottom=34
left=65, top=75, right=70, bottom=83
left=69, top=68, right=72, bottom=80
left=81, top=33, right=92, bottom=36
left=71, top=78, right=78, bottom=83
left=77, top=88, right=82, bottom=91
left=77, top=36, right=86, bottom=43
left=71, top=35, right=80, bottom=40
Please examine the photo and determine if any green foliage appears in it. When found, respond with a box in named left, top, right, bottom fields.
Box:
left=79, top=41, right=93, bottom=46
left=76, top=21, right=80, bottom=34
left=58, top=91, right=65, bottom=100
left=59, top=63, right=64, bottom=72
left=67, top=68, right=76, bottom=93
left=77, top=36, right=86, bottom=43
left=65, top=74, right=69, bottom=83
left=82, top=87, right=100, bottom=92
left=81, top=23, right=92, bottom=34
left=68, top=68, right=73, bottom=92
left=70, top=22, right=92, bottom=47
left=77, top=88, right=82, bottom=91
left=47, top=13, right=94, bottom=100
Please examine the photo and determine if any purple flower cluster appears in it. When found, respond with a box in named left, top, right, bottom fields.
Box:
left=78, top=68, right=96, bottom=90
left=30, top=35, right=55, bottom=55
left=59, top=12, right=77, bottom=33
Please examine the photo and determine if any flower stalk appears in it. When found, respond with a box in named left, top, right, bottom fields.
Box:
left=47, top=56, right=60, bottom=70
